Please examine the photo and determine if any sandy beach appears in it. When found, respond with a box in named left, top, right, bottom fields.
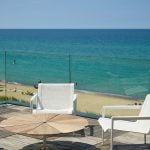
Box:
left=0, top=82, right=143, bottom=116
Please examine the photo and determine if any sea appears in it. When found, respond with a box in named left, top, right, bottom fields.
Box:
left=0, top=29, right=150, bottom=100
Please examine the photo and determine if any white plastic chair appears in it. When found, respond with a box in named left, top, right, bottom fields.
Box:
left=98, top=94, right=150, bottom=150
left=30, top=83, right=77, bottom=114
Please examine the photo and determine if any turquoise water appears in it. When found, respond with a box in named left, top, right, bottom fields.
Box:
left=0, top=29, right=150, bottom=99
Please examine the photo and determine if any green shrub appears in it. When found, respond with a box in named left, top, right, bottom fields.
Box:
left=21, top=91, right=33, bottom=96
left=0, top=96, right=22, bottom=101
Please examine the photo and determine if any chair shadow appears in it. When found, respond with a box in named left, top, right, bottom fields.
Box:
left=22, top=140, right=98, bottom=150
left=113, top=144, right=150, bottom=150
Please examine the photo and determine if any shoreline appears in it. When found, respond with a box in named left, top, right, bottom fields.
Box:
left=1, top=80, right=144, bottom=101
left=0, top=81, right=143, bottom=116
left=75, top=89, right=143, bottom=101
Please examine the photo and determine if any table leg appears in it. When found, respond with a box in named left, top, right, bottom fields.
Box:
left=42, top=135, right=55, bottom=150
left=43, top=135, right=47, bottom=150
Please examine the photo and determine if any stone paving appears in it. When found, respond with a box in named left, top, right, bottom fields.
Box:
left=0, top=104, right=150, bottom=150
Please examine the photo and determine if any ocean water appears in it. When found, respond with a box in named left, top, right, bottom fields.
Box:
left=0, top=29, right=150, bottom=99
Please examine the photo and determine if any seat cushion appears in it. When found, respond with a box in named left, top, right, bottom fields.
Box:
left=32, top=108, right=73, bottom=114
left=98, top=117, right=149, bottom=134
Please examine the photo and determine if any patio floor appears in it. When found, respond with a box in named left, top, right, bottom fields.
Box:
left=0, top=104, right=150, bottom=150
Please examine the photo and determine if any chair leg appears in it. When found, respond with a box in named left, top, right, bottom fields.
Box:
left=144, top=134, right=146, bottom=144
left=30, top=102, right=33, bottom=113
left=110, top=119, right=114, bottom=150
left=102, top=129, right=104, bottom=144
left=80, top=129, right=85, bottom=137
left=89, top=125, right=94, bottom=136
left=110, top=129, right=113, bottom=150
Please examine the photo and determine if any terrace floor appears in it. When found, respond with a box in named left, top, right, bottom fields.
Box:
left=0, top=104, right=150, bottom=150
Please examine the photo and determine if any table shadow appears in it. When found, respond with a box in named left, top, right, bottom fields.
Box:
left=22, top=140, right=98, bottom=150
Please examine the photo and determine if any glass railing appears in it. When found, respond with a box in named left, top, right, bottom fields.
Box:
left=0, top=50, right=150, bottom=115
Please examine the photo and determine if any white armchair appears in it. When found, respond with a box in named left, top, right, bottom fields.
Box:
left=30, top=83, right=77, bottom=114
left=98, top=94, right=150, bottom=150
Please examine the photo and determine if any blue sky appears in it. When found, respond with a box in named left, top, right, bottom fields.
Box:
left=0, top=0, right=150, bottom=29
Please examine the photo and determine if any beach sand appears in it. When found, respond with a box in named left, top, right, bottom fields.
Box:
left=76, top=91, right=142, bottom=116
left=0, top=82, right=142, bottom=116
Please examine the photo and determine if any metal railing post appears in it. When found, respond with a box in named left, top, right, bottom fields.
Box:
left=69, top=54, right=72, bottom=83
left=4, top=51, right=7, bottom=97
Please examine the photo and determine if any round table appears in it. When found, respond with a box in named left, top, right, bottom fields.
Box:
left=0, top=113, right=88, bottom=149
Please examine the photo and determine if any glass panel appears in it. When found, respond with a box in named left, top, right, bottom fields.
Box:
left=5, top=51, right=70, bottom=102
left=0, top=51, right=5, bottom=81
left=6, top=51, right=70, bottom=84
left=1, top=50, right=150, bottom=110
left=0, top=51, right=6, bottom=100
left=72, top=55, right=150, bottom=99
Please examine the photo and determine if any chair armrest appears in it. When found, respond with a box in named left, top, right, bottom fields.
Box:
left=73, top=94, right=77, bottom=102
left=30, top=93, right=37, bottom=112
left=101, top=105, right=142, bottom=117
left=111, top=116, right=150, bottom=121
left=30, top=93, right=37, bottom=102
left=72, top=94, right=77, bottom=114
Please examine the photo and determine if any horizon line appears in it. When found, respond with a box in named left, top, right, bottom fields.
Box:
left=0, top=28, right=150, bottom=30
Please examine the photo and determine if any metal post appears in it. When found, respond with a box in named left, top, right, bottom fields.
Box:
left=4, top=51, right=7, bottom=97
left=69, top=54, right=72, bottom=83
left=110, top=118, right=114, bottom=150
left=144, top=134, right=146, bottom=144
left=102, top=129, right=104, bottom=144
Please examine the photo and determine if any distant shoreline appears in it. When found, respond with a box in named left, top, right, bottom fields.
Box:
left=0, top=80, right=143, bottom=116
left=1, top=80, right=143, bottom=101
left=75, top=89, right=143, bottom=101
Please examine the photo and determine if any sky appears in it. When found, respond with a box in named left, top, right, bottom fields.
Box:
left=0, top=0, right=150, bottom=29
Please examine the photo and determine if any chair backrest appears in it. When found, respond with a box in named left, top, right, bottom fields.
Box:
left=137, top=94, right=150, bottom=131
left=139, top=94, right=150, bottom=117
left=37, top=83, right=74, bottom=110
